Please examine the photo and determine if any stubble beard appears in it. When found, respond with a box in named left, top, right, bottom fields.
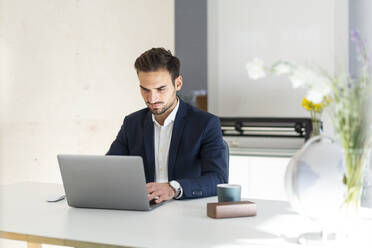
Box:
left=149, top=97, right=177, bottom=116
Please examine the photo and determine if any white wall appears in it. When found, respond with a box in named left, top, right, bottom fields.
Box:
left=207, top=0, right=348, bottom=137
left=229, top=155, right=290, bottom=201
left=206, top=0, right=349, bottom=210
left=0, top=0, right=174, bottom=186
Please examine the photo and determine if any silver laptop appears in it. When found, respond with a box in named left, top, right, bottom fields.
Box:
left=57, top=154, right=162, bottom=211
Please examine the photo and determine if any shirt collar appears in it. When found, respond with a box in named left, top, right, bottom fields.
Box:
left=152, top=97, right=180, bottom=127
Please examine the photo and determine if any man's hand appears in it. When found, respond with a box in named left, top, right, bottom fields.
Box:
left=146, top=182, right=175, bottom=204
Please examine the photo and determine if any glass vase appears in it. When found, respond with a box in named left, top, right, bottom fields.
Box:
left=332, top=148, right=371, bottom=242
left=310, top=119, right=322, bottom=138
left=343, top=148, right=371, bottom=210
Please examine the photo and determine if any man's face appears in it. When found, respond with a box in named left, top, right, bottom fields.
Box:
left=138, top=69, right=182, bottom=116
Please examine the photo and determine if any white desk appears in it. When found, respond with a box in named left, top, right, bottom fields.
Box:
left=0, top=182, right=371, bottom=248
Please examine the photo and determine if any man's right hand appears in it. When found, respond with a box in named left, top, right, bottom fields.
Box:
left=146, top=182, right=176, bottom=204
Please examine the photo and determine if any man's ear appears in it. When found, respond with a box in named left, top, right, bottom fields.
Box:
left=175, top=76, right=183, bottom=91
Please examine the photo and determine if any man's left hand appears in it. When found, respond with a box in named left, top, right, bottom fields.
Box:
left=146, top=182, right=175, bottom=204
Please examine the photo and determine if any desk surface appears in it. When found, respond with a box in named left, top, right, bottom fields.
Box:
left=0, top=182, right=371, bottom=248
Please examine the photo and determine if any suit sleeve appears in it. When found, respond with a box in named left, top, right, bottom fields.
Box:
left=177, top=116, right=228, bottom=199
left=106, top=117, right=130, bottom=155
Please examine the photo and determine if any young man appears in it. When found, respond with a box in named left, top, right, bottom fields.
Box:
left=107, top=48, right=228, bottom=204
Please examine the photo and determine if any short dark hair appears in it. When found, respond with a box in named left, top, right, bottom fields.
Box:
left=134, top=48, right=180, bottom=83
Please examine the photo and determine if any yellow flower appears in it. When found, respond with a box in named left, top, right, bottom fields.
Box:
left=301, top=97, right=331, bottom=113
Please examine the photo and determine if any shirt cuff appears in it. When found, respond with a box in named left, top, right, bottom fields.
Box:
left=174, top=181, right=183, bottom=199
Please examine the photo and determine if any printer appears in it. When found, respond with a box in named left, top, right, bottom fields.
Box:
left=220, top=117, right=315, bottom=157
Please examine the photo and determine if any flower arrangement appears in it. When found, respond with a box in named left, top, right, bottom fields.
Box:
left=301, top=97, right=330, bottom=116
left=246, top=30, right=372, bottom=208
left=301, top=97, right=331, bottom=137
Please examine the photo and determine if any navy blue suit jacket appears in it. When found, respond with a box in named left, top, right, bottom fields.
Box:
left=106, top=99, right=228, bottom=199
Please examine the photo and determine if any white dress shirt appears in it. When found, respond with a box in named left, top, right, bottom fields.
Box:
left=152, top=98, right=183, bottom=198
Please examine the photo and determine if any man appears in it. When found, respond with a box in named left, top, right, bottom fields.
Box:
left=107, top=48, right=228, bottom=204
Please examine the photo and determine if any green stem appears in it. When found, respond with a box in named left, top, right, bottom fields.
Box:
left=343, top=148, right=367, bottom=209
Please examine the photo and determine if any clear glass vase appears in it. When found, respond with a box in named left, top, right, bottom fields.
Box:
left=337, top=148, right=371, bottom=241
left=285, top=136, right=345, bottom=244
left=310, top=118, right=322, bottom=138
left=343, top=148, right=371, bottom=210
left=308, top=107, right=323, bottom=138
left=285, top=136, right=371, bottom=244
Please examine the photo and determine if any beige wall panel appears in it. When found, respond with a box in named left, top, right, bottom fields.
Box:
left=0, top=0, right=174, bottom=185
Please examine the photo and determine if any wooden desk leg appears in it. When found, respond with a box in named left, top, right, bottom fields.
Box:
left=27, top=242, right=42, bottom=248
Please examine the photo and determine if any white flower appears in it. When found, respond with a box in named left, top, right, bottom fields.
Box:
left=306, top=83, right=331, bottom=103
left=246, top=57, right=266, bottom=80
left=306, top=90, right=325, bottom=103
left=305, top=71, right=331, bottom=103
left=288, top=65, right=310, bottom=88
left=288, top=65, right=331, bottom=91
left=289, top=75, right=305, bottom=88
left=272, top=63, right=292, bottom=75
left=246, top=58, right=332, bottom=103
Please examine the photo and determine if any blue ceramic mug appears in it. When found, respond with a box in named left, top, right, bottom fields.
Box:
left=217, top=184, right=241, bottom=202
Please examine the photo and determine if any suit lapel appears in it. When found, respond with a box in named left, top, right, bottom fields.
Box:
left=168, top=99, right=187, bottom=180
left=143, top=111, right=155, bottom=182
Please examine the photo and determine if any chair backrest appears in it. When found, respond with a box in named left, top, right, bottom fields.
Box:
left=222, top=139, right=230, bottom=182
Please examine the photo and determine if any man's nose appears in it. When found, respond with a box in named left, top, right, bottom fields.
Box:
left=148, top=91, right=159, bottom=103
